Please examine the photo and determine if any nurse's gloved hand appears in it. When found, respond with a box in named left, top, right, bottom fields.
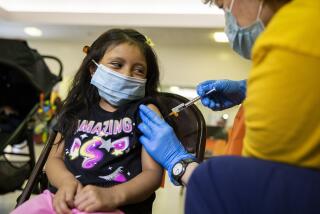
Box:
left=197, top=79, right=247, bottom=111
left=138, top=104, right=195, bottom=185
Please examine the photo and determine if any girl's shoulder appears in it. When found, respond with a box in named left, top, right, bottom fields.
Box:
left=130, top=96, right=160, bottom=109
left=130, top=96, right=163, bottom=124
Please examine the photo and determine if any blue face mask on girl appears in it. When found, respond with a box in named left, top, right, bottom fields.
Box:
left=90, top=60, right=147, bottom=107
left=224, top=0, right=265, bottom=59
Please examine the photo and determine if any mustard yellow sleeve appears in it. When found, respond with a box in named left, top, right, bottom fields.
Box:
left=243, top=48, right=320, bottom=169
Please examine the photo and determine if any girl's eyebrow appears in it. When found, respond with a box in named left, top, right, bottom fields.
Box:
left=108, top=57, right=124, bottom=61
left=108, top=57, right=147, bottom=67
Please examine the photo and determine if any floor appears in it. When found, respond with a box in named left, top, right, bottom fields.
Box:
left=0, top=144, right=185, bottom=214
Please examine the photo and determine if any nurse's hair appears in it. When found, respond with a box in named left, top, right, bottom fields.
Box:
left=201, top=0, right=292, bottom=8
left=55, top=28, right=160, bottom=142
left=202, top=0, right=215, bottom=5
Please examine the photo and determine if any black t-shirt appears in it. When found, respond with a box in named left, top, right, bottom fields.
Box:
left=53, top=98, right=159, bottom=214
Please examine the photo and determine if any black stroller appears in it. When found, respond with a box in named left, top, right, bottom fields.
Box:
left=0, top=38, right=63, bottom=194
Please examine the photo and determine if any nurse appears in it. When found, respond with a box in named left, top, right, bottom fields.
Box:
left=138, top=0, right=320, bottom=213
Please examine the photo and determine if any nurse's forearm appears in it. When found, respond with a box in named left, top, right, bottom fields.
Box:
left=181, top=162, right=199, bottom=186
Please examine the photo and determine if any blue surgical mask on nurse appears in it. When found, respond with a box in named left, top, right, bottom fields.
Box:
left=224, top=0, right=265, bottom=59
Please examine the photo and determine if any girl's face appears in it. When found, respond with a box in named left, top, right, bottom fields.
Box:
left=99, top=42, right=147, bottom=79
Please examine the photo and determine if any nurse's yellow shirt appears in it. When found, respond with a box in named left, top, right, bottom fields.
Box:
left=243, top=0, right=320, bottom=169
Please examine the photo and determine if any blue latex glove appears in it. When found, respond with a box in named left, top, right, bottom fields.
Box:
left=197, top=79, right=247, bottom=111
left=138, top=104, right=195, bottom=185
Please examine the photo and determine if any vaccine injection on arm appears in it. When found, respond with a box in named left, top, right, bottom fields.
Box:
left=138, top=79, right=247, bottom=186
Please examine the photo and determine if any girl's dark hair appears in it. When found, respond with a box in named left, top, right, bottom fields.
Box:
left=56, top=28, right=160, bottom=141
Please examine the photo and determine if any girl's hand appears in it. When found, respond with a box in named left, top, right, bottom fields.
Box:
left=53, top=178, right=83, bottom=214
left=74, top=185, right=123, bottom=212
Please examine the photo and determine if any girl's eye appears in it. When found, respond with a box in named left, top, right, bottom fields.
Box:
left=134, top=67, right=146, bottom=76
left=110, top=62, right=122, bottom=68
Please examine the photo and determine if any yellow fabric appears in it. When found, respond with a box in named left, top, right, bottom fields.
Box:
left=243, top=0, right=320, bottom=169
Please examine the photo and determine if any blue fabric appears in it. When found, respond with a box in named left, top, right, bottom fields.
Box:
left=186, top=156, right=320, bottom=214
left=91, top=61, right=146, bottom=107
left=224, top=0, right=264, bottom=59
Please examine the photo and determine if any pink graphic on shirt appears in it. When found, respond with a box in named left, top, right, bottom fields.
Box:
left=114, top=173, right=127, bottom=183
left=111, top=137, right=129, bottom=156
left=99, top=167, right=127, bottom=183
left=80, top=136, right=104, bottom=169
left=77, top=117, right=133, bottom=136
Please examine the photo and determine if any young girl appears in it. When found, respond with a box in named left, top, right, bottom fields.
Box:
left=12, top=29, right=163, bottom=214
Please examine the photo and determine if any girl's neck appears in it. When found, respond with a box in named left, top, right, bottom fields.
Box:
left=99, top=99, right=118, bottom=112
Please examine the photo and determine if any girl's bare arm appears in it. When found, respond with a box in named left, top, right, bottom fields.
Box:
left=46, top=132, right=78, bottom=188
